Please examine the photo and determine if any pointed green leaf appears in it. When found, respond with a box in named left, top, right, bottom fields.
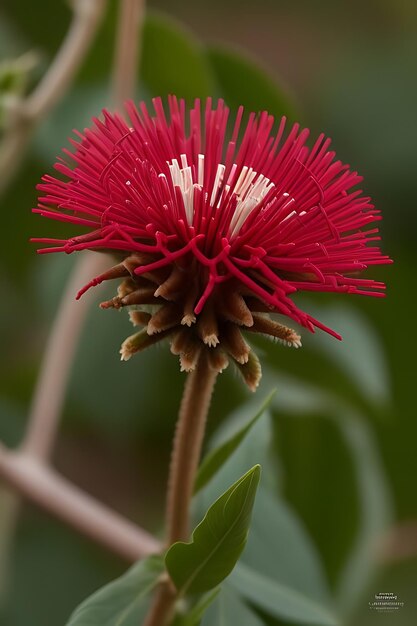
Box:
left=173, top=588, right=220, bottom=626
left=194, top=389, right=334, bottom=617
left=229, top=562, right=339, bottom=626
left=206, top=45, right=296, bottom=119
left=194, top=390, right=276, bottom=494
left=66, top=555, right=164, bottom=626
left=141, top=12, right=215, bottom=102
left=166, top=465, right=261, bottom=595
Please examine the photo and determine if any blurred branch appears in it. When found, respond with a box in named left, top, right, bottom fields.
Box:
left=22, top=0, right=146, bottom=462
left=23, top=0, right=106, bottom=119
left=112, top=0, right=146, bottom=109
left=0, top=0, right=106, bottom=195
left=379, top=521, right=417, bottom=564
left=0, top=444, right=161, bottom=561
left=21, top=253, right=109, bottom=461
left=0, top=0, right=155, bottom=566
left=0, top=488, right=19, bottom=599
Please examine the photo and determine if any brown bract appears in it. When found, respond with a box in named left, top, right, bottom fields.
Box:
left=97, top=253, right=302, bottom=391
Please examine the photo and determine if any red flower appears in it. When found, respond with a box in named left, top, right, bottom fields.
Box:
left=34, top=97, right=391, bottom=386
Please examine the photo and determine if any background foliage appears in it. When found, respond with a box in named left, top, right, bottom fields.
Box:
left=1, top=0, right=416, bottom=624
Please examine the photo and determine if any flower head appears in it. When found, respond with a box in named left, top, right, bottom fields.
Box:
left=34, top=97, right=391, bottom=389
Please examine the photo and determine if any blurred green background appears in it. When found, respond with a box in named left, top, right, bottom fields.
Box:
left=0, top=0, right=416, bottom=624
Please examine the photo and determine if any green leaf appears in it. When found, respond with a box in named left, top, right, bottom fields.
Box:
left=206, top=45, right=295, bottom=119
left=66, top=555, right=164, bottom=626
left=173, top=588, right=220, bottom=626
left=141, top=12, right=215, bottom=102
left=229, top=562, right=340, bottom=626
left=194, top=386, right=334, bottom=618
left=194, top=387, right=333, bottom=612
left=166, top=465, right=261, bottom=595
left=202, top=586, right=264, bottom=626
left=194, top=390, right=276, bottom=494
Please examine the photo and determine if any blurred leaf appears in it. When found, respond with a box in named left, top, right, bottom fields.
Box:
left=1, top=510, right=123, bottom=625
left=173, top=588, right=220, bottom=626
left=0, top=12, right=29, bottom=58
left=66, top=555, right=164, bottom=626
left=140, top=12, right=215, bottom=102
left=76, top=2, right=117, bottom=85
left=262, top=370, right=329, bottom=415
left=229, top=562, right=339, bottom=626
left=301, top=304, right=391, bottom=408
left=0, top=155, right=45, bottom=278
left=0, top=52, right=37, bottom=96
left=1, top=0, right=69, bottom=55
left=194, top=390, right=276, bottom=494
left=348, top=557, right=417, bottom=626
left=265, top=381, right=391, bottom=612
left=242, top=487, right=332, bottom=606
left=313, top=36, right=417, bottom=237
left=0, top=52, right=38, bottom=130
left=202, top=586, right=264, bottom=626
left=334, top=410, right=392, bottom=613
left=0, top=398, right=27, bottom=448
left=34, top=83, right=109, bottom=163
left=166, top=465, right=261, bottom=595
left=206, top=45, right=295, bottom=118
left=253, top=316, right=380, bottom=417
left=255, top=318, right=393, bottom=589
left=270, top=395, right=359, bottom=587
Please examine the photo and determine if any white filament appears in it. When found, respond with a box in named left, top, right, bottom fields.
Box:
left=167, top=153, right=275, bottom=235
left=229, top=169, right=275, bottom=237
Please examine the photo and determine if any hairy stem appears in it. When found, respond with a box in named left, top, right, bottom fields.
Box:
left=166, top=352, right=218, bottom=545
left=143, top=353, right=218, bottom=626
left=142, top=578, right=178, bottom=626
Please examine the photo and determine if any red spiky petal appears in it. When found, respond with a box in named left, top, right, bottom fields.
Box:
left=34, top=97, right=391, bottom=339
